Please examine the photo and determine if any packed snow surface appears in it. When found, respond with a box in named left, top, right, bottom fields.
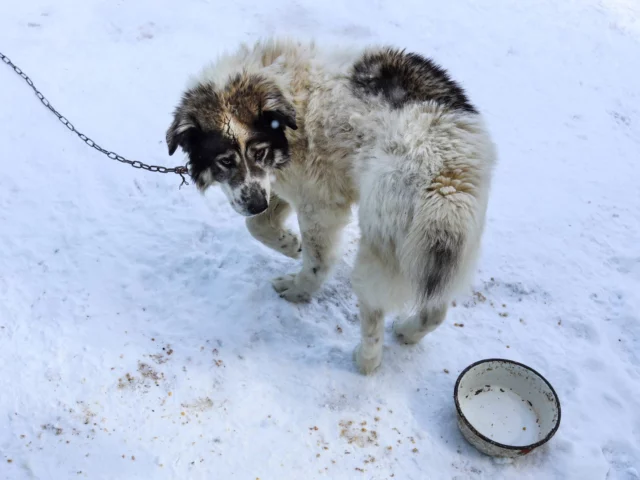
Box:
left=1, top=0, right=639, bottom=478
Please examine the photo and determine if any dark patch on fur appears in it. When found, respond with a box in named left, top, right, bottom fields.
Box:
left=248, top=112, right=292, bottom=169
left=424, top=235, right=463, bottom=299
left=350, top=48, right=477, bottom=113
left=179, top=128, right=240, bottom=188
left=166, top=74, right=298, bottom=188
left=166, top=83, right=223, bottom=156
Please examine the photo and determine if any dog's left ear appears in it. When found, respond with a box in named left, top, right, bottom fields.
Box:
left=261, top=82, right=298, bottom=131
left=166, top=107, right=196, bottom=156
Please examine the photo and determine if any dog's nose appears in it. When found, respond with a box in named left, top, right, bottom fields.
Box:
left=246, top=194, right=268, bottom=215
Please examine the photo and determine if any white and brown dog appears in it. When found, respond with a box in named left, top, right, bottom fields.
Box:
left=166, top=39, right=496, bottom=374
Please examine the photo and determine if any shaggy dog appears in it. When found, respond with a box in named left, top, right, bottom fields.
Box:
left=166, top=39, right=496, bottom=374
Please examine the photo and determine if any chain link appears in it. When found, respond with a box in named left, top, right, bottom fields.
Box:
left=0, top=51, right=189, bottom=187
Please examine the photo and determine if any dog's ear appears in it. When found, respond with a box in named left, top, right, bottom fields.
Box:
left=166, top=107, right=197, bottom=156
left=261, top=82, right=298, bottom=131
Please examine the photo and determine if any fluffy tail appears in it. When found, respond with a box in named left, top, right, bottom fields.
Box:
left=356, top=104, right=495, bottom=312
left=394, top=111, right=495, bottom=311
left=399, top=189, right=480, bottom=310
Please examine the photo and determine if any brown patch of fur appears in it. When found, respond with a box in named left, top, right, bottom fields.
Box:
left=186, top=73, right=295, bottom=137
left=428, top=168, right=476, bottom=196
left=222, top=74, right=272, bottom=127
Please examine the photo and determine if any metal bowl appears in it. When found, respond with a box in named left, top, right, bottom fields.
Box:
left=454, top=358, right=561, bottom=458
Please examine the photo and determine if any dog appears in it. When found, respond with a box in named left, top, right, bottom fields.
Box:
left=166, top=39, right=496, bottom=374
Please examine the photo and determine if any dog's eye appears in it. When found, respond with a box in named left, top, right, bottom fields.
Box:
left=254, top=147, right=269, bottom=163
left=217, top=156, right=235, bottom=168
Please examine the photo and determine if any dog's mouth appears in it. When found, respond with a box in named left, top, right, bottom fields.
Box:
left=235, top=200, right=269, bottom=217
left=219, top=181, right=270, bottom=217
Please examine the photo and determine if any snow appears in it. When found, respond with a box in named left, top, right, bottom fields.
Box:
left=1, top=0, right=639, bottom=478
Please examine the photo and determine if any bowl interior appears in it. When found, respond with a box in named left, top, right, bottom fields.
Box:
left=455, top=360, right=560, bottom=448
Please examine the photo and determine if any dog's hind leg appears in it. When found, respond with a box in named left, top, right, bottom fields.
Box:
left=246, top=193, right=301, bottom=259
left=351, top=241, right=410, bottom=374
left=351, top=244, right=387, bottom=374
left=353, top=304, right=385, bottom=375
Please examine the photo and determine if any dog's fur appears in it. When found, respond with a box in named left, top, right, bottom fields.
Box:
left=167, top=39, right=496, bottom=374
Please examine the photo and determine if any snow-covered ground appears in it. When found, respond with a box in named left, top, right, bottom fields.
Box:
left=1, top=0, right=639, bottom=478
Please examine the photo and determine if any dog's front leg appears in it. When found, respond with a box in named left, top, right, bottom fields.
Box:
left=272, top=203, right=350, bottom=303
left=246, top=193, right=301, bottom=259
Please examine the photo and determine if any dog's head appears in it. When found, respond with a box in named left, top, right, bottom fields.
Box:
left=166, top=73, right=297, bottom=216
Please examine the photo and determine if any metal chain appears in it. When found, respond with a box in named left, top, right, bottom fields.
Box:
left=0, top=51, right=189, bottom=187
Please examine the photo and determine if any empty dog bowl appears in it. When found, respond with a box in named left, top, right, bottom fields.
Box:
left=454, top=359, right=561, bottom=458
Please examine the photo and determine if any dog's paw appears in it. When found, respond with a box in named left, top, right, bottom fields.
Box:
left=277, top=231, right=302, bottom=259
left=271, top=274, right=311, bottom=303
left=353, top=344, right=382, bottom=375
left=271, top=273, right=296, bottom=293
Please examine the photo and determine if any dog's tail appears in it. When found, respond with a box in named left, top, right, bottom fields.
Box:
left=362, top=105, right=496, bottom=312
left=399, top=187, right=480, bottom=311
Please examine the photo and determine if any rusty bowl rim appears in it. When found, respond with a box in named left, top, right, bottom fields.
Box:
left=454, top=358, right=562, bottom=452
